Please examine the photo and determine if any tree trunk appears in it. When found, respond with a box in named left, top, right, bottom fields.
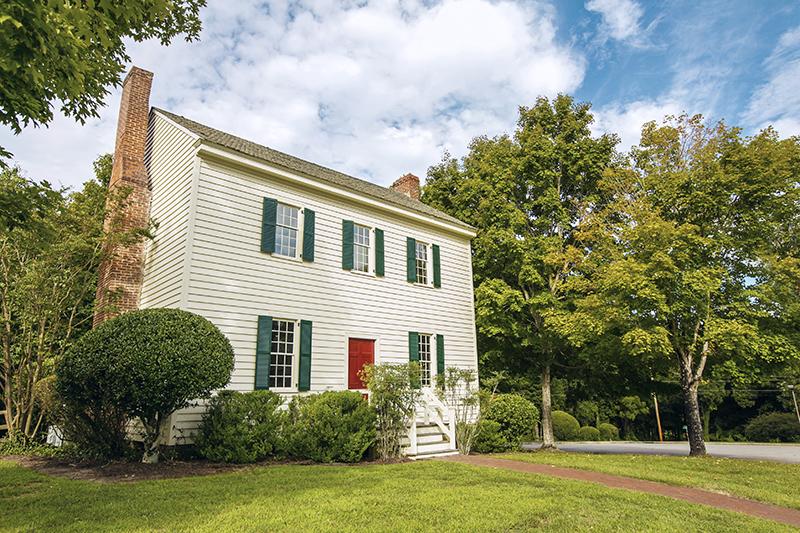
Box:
left=679, top=362, right=706, bottom=456
left=540, top=364, right=556, bottom=449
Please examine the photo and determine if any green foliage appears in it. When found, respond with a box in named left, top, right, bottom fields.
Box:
left=195, top=391, right=284, bottom=464
left=436, top=367, right=481, bottom=454
left=483, top=393, right=539, bottom=448
left=423, top=95, right=619, bottom=446
left=471, top=419, right=511, bottom=453
left=285, top=391, right=376, bottom=463
left=598, top=422, right=620, bottom=441
left=744, top=412, right=800, bottom=443
left=56, top=308, right=234, bottom=462
left=0, top=1, right=205, bottom=164
left=362, top=363, right=420, bottom=460
left=0, top=158, right=125, bottom=441
left=0, top=436, right=59, bottom=457
left=551, top=411, right=580, bottom=441
left=578, top=426, right=601, bottom=441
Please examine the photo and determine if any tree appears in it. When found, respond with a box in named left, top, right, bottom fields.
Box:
left=0, top=157, right=120, bottom=441
left=424, top=95, right=618, bottom=448
left=0, top=1, right=205, bottom=164
left=568, top=116, right=800, bottom=454
left=617, top=395, right=649, bottom=439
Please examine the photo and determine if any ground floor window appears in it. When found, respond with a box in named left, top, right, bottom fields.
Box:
left=270, top=319, right=295, bottom=388
left=418, top=333, right=432, bottom=386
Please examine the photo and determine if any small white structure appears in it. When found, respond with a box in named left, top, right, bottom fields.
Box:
left=99, top=67, right=478, bottom=458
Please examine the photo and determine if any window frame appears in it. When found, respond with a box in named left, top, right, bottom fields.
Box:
left=273, top=201, right=304, bottom=260
left=268, top=318, right=299, bottom=391
left=350, top=223, right=377, bottom=276
left=418, top=332, right=433, bottom=387
left=414, top=241, right=433, bottom=286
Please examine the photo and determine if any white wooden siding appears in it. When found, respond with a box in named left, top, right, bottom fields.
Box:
left=139, top=114, right=197, bottom=309
left=142, top=125, right=477, bottom=442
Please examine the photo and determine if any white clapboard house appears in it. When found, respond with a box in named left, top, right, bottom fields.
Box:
left=96, top=68, right=478, bottom=458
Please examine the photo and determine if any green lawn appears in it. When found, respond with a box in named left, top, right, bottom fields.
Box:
left=0, top=458, right=793, bottom=532
left=500, top=451, right=800, bottom=511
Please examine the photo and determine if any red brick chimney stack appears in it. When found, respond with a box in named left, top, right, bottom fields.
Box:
left=93, top=67, right=154, bottom=326
left=391, top=173, right=421, bottom=200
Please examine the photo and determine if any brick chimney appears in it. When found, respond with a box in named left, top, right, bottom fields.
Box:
left=93, top=67, right=154, bottom=326
left=390, top=173, right=421, bottom=200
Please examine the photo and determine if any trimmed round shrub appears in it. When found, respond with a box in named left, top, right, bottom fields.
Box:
left=472, top=419, right=510, bottom=453
left=578, top=426, right=601, bottom=441
left=483, top=393, right=539, bottom=448
left=195, top=390, right=284, bottom=463
left=745, top=412, right=800, bottom=443
left=57, top=309, right=235, bottom=461
left=552, top=410, right=580, bottom=441
left=598, top=422, right=620, bottom=441
left=286, top=391, right=376, bottom=463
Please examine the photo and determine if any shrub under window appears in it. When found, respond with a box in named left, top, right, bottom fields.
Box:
left=195, top=390, right=284, bottom=463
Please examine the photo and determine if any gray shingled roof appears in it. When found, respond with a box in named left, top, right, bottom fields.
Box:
left=153, top=108, right=473, bottom=231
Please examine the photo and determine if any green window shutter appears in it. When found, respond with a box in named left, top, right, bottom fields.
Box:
left=342, top=220, right=354, bottom=270
left=408, top=331, right=420, bottom=389
left=406, top=237, right=417, bottom=282
left=302, top=209, right=315, bottom=262
left=375, top=228, right=385, bottom=277
left=432, top=244, right=441, bottom=288
left=255, top=316, right=272, bottom=389
left=299, top=320, right=312, bottom=391
left=436, top=334, right=445, bottom=375
left=261, top=198, right=278, bottom=253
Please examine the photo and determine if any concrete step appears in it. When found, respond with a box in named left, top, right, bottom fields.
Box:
left=409, top=450, right=460, bottom=460
left=416, top=440, right=455, bottom=454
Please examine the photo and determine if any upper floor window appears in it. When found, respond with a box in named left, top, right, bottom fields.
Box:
left=415, top=241, right=429, bottom=285
left=275, top=203, right=299, bottom=258
left=353, top=224, right=370, bottom=273
left=270, top=319, right=296, bottom=389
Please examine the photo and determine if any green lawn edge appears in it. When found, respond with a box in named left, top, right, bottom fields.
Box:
left=499, top=450, right=800, bottom=511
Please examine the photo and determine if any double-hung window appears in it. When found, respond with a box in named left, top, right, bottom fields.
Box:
left=275, top=203, right=300, bottom=258
left=353, top=224, right=370, bottom=273
left=418, top=333, right=433, bottom=387
left=415, top=241, right=429, bottom=285
left=269, top=319, right=296, bottom=389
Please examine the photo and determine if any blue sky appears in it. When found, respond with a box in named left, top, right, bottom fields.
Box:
left=3, top=0, right=799, bottom=189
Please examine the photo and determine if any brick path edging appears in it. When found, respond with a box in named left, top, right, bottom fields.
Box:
left=440, top=455, right=800, bottom=528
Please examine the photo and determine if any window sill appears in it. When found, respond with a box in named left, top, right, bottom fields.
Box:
left=270, top=252, right=303, bottom=263
left=350, top=269, right=376, bottom=278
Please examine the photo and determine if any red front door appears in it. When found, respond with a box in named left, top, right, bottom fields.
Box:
left=348, top=338, right=375, bottom=389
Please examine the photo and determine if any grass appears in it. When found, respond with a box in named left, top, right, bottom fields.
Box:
left=0, top=459, right=794, bottom=532
left=500, top=451, right=800, bottom=511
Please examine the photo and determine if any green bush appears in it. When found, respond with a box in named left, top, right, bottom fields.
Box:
left=472, top=420, right=510, bottom=453
left=286, top=391, right=376, bottom=463
left=57, top=309, right=235, bottom=462
left=552, top=410, right=580, bottom=441
left=598, top=422, right=620, bottom=441
left=483, top=393, right=539, bottom=448
left=361, top=363, right=420, bottom=459
left=578, top=426, right=601, bottom=441
left=195, top=390, right=284, bottom=463
left=744, top=412, right=800, bottom=443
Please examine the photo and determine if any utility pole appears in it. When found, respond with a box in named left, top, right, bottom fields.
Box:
left=790, top=385, right=800, bottom=425
left=653, top=392, right=664, bottom=442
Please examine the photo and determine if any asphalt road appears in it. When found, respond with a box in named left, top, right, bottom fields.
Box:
left=521, top=441, right=800, bottom=464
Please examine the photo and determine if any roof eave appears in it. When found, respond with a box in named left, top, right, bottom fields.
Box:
left=193, top=141, right=477, bottom=238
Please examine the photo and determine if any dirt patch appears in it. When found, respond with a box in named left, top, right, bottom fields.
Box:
left=2, top=455, right=408, bottom=483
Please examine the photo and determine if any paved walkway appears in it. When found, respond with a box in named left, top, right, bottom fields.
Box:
left=442, top=455, right=800, bottom=528
left=521, top=441, right=800, bottom=464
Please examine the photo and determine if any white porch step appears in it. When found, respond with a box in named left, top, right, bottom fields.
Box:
left=415, top=440, right=455, bottom=454
left=409, top=449, right=460, bottom=460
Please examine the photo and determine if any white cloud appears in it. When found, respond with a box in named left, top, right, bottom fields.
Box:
left=744, top=25, right=800, bottom=138
left=585, top=0, right=643, bottom=42
left=1, top=0, right=585, bottom=189
left=591, top=99, right=684, bottom=152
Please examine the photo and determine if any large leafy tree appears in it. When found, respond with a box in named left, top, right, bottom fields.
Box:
left=565, top=116, right=800, bottom=454
left=0, top=0, right=205, bottom=163
left=0, top=155, right=142, bottom=441
left=424, top=95, right=618, bottom=447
